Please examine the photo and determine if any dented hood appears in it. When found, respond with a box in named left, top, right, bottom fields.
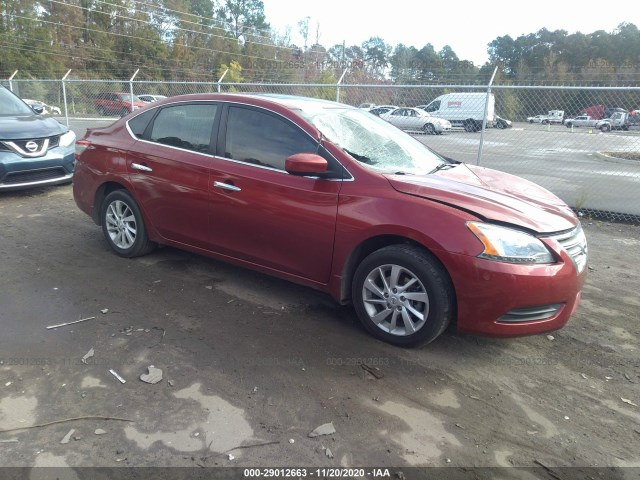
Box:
left=386, top=164, right=577, bottom=233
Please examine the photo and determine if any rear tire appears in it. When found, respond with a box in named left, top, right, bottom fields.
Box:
left=600, top=124, right=611, bottom=132
left=351, top=245, right=454, bottom=347
left=463, top=119, right=475, bottom=132
left=97, top=106, right=106, bottom=116
left=101, top=190, right=156, bottom=258
left=120, top=107, right=131, bottom=117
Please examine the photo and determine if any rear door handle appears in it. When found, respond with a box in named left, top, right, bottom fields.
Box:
left=131, top=162, right=153, bottom=172
left=214, top=181, right=241, bottom=192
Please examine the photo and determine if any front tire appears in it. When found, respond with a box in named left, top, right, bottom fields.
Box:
left=101, top=190, right=156, bottom=258
left=352, top=245, right=454, bottom=347
left=423, top=123, right=436, bottom=135
left=600, top=124, right=611, bottom=132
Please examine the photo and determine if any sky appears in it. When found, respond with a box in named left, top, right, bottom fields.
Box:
left=262, top=0, right=636, bottom=66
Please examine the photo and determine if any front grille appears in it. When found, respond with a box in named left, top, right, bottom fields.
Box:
left=3, top=167, right=67, bottom=185
left=498, top=303, right=564, bottom=323
left=552, top=224, right=588, bottom=273
left=0, top=136, right=59, bottom=158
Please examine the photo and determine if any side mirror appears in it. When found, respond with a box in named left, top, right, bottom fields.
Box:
left=285, top=153, right=328, bottom=176
left=31, top=104, right=45, bottom=115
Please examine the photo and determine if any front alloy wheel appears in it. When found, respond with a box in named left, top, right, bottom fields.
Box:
left=423, top=123, right=436, bottom=135
left=352, top=245, right=454, bottom=346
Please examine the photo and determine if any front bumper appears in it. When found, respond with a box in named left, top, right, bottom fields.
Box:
left=0, top=147, right=75, bottom=191
left=440, top=239, right=587, bottom=337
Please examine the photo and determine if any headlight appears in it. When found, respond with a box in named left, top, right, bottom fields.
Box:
left=59, top=130, right=76, bottom=148
left=467, top=222, right=554, bottom=264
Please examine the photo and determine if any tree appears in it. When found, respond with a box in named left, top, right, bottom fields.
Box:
left=217, top=0, right=269, bottom=42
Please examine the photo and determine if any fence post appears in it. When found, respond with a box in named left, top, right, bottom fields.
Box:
left=129, top=69, right=140, bottom=112
left=217, top=68, right=229, bottom=93
left=61, top=69, right=72, bottom=127
left=8, top=70, right=18, bottom=92
left=476, top=67, right=498, bottom=166
left=336, top=69, right=348, bottom=103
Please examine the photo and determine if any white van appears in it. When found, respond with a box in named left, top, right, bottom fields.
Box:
left=416, top=93, right=495, bottom=132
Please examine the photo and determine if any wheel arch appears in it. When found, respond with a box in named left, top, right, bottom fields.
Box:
left=92, top=181, right=131, bottom=225
left=338, top=234, right=457, bottom=311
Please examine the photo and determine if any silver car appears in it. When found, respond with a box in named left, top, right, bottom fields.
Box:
left=380, top=107, right=452, bottom=134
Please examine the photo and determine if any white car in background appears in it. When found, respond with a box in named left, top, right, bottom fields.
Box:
left=138, top=94, right=167, bottom=103
left=380, top=107, right=451, bottom=134
left=22, top=99, right=62, bottom=115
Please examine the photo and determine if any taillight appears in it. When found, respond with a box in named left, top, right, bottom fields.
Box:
left=75, top=140, right=90, bottom=161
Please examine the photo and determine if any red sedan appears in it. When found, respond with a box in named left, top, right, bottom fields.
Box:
left=73, top=93, right=587, bottom=346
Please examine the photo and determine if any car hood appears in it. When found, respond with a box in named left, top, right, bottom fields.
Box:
left=385, top=164, right=577, bottom=233
left=0, top=115, right=67, bottom=140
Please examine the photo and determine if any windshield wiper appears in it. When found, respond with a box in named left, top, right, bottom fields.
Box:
left=343, top=148, right=376, bottom=165
left=429, top=163, right=458, bottom=174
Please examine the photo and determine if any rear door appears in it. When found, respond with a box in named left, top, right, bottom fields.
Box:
left=207, top=104, right=343, bottom=283
left=126, top=102, right=220, bottom=249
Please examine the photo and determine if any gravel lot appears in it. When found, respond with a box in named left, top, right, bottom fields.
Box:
left=0, top=183, right=639, bottom=477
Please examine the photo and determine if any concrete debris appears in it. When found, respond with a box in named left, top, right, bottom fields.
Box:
left=81, top=347, right=94, bottom=364
left=4, top=382, right=11, bottom=387
left=73, top=435, right=82, bottom=441
left=109, top=369, right=126, bottom=384
left=621, top=398, right=637, bottom=407
left=253, top=387, right=258, bottom=393
left=581, top=373, right=588, bottom=379
left=546, top=335, right=555, bottom=341
left=60, top=429, right=75, bottom=444
left=564, top=416, right=570, bottom=420
left=445, top=458, right=451, bottom=464
left=289, top=439, right=295, bottom=444
left=0, top=439, right=19, bottom=443
left=308, top=422, right=336, bottom=438
left=324, top=447, right=334, bottom=459
left=228, top=454, right=235, bottom=461
left=168, top=380, right=174, bottom=387
left=140, top=366, right=163, bottom=384
left=100, top=309, right=109, bottom=314
left=94, top=429, right=107, bottom=435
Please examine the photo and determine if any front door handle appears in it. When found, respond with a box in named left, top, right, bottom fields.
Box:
left=131, top=162, right=153, bottom=172
left=214, top=181, right=241, bottom=192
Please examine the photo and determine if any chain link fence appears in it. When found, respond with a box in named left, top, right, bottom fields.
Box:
left=3, top=77, right=640, bottom=224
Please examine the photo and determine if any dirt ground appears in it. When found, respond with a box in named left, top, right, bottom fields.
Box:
left=0, top=184, right=638, bottom=478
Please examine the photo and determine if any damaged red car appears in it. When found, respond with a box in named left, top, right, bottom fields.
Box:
left=73, top=94, right=587, bottom=346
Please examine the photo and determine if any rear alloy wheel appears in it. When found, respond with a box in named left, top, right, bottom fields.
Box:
left=97, top=106, right=106, bottom=116
left=352, top=245, right=454, bottom=347
left=423, top=123, right=436, bottom=135
left=101, top=190, right=156, bottom=258
left=120, top=107, right=131, bottom=117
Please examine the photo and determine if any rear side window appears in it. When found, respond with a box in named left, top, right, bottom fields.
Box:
left=149, top=104, right=218, bottom=154
left=225, top=106, right=316, bottom=171
left=128, top=109, right=156, bottom=138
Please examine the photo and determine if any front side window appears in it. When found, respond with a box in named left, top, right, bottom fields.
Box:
left=225, top=106, right=317, bottom=171
left=150, top=103, right=218, bottom=153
